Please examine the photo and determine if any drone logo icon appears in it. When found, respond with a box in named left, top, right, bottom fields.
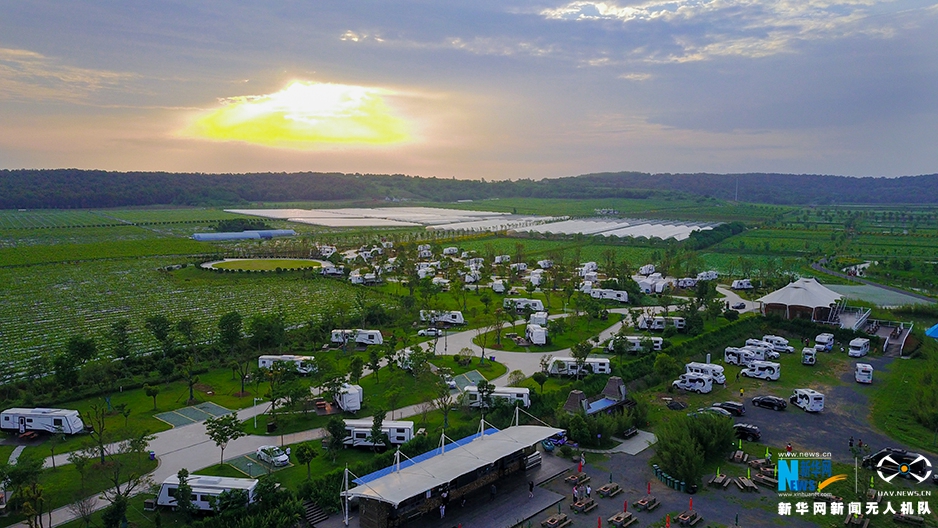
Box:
left=876, top=454, right=932, bottom=483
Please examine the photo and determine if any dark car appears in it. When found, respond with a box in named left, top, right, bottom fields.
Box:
left=733, top=423, right=762, bottom=442
left=862, top=447, right=931, bottom=481
left=731, top=302, right=746, bottom=310
left=712, top=401, right=746, bottom=416
left=751, top=395, right=787, bottom=411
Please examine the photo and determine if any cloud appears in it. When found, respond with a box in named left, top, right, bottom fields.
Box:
left=184, top=80, right=410, bottom=148
left=0, top=47, right=136, bottom=102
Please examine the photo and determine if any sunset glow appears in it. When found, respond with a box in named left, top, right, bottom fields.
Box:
left=187, top=81, right=409, bottom=148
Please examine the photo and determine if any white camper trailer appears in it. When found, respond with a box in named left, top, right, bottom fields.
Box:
left=731, top=279, right=753, bottom=290
left=525, top=324, right=548, bottom=345
left=724, top=347, right=756, bottom=367
left=685, top=362, right=726, bottom=384
left=815, top=333, right=835, bottom=352
left=855, top=363, right=873, bottom=384
left=343, top=419, right=414, bottom=447
left=331, top=329, right=355, bottom=344
left=762, top=335, right=795, bottom=354
left=504, top=298, right=545, bottom=312
left=157, top=475, right=258, bottom=511
left=420, top=310, right=466, bottom=326
left=744, top=339, right=781, bottom=360
left=529, top=311, right=549, bottom=326
left=494, top=255, right=511, bottom=264
left=696, top=271, right=719, bottom=281
left=258, top=355, right=316, bottom=375
left=0, top=408, right=85, bottom=435
left=741, top=361, right=781, bottom=381
left=537, top=259, right=553, bottom=269
left=607, top=336, right=663, bottom=353
left=335, top=383, right=363, bottom=412
left=491, top=280, right=506, bottom=293
left=671, top=374, right=713, bottom=394
left=417, top=244, right=431, bottom=252
left=639, top=264, right=656, bottom=276
left=677, top=278, right=697, bottom=289
left=790, top=389, right=825, bottom=412
left=510, top=262, right=528, bottom=272
left=355, top=329, right=383, bottom=346
left=848, top=338, right=870, bottom=358
left=321, top=266, right=345, bottom=276
left=463, top=386, right=531, bottom=408
left=598, top=290, right=629, bottom=303
left=801, top=348, right=817, bottom=366
left=443, top=247, right=458, bottom=255
left=467, top=257, right=485, bottom=268
left=547, top=357, right=611, bottom=376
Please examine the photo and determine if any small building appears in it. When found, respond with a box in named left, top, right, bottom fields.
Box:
left=756, top=278, right=842, bottom=322
left=562, top=377, right=634, bottom=415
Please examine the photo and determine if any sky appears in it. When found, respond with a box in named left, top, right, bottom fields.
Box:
left=0, top=0, right=936, bottom=180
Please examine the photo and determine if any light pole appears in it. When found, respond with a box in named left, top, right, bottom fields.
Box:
left=247, top=462, right=253, bottom=478
left=253, top=397, right=263, bottom=430
left=444, top=328, right=448, bottom=355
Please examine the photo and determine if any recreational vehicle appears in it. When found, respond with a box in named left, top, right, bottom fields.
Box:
left=848, top=338, right=870, bottom=358
left=504, top=298, right=545, bottom=312
left=443, top=247, right=458, bottom=255
left=762, top=335, right=795, bottom=354
left=529, top=311, right=549, bottom=326
left=855, top=363, right=873, bottom=384
left=494, top=255, right=511, bottom=264
left=335, top=383, right=363, bottom=412
left=257, top=355, right=316, bottom=375
left=607, top=336, right=663, bottom=353
left=685, top=362, right=726, bottom=384
left=420, top=310, right=466, bottom=326
left=801, top=348, right=817, bottom=366
left=157, top=475, right=258, bottom=511
left=525, top=324, right=548, bottom=345
left=547, top=357, right=611, bottom=376
left=790, top=389, right=825, bottom=412
left=510, top=263, right=528, bottom=272
left=815, top=333, right=835, bottom=352
left=321, top=266, right=345, bottom=276
left=639, top=264, right=656, bottom=276
left=724, top=347, right=754, bottom=366
left=667, top=317, right=685, bottom=330
left=331, top=329, right=383, bottom=346
left=467, top=257, right=485, bottom=268
left=417, top=244, right=431, bottom=251
left=592, top=289, right=629, bottom=303
left=537, top=260, right=553, bottom=269
left=671, top=374, right=713, bottom=394
left=0, top=408, right=85, bottom=435
left=744, top=339, right=781, bottom=359
left=677, top=278, right=697, bottom=289
left=343, top=419, right=414, bottom=447
left=418, top=249, right=432, bottom=259
left=731, top=279, right=753, bottom=290
left=696, top=271, right=719, bottom=281
left=463, top=386, right=531, bottom=408
left=741, top=361, right=781, bottom=381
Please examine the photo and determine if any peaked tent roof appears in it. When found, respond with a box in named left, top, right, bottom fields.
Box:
left=926, top=323, right=938, bottom=339
left=756, top=278, right=842, bottom=308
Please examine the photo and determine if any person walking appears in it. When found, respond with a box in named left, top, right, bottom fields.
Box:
left=786, top=442, right=792, bottom=454
left=739, top=387, right=744, bottom=398
left=849, top=436, right=854, bottom=449
left=573, top=484, right=579, bottom=502
left=490, top=483, right=497, bottom=502
left=586, top=484, right=592, bottom=499
left=529, top=480, right=535, bottom=498
left=736, top=370, right=741, bottom=382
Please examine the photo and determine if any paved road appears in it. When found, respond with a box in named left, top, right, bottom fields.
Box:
left=812, top=260, right=935, bottom=304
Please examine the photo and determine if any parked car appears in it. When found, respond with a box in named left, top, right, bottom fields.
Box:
left=731, top=302, right=746, bottom=310
left=443, top=375, right=457, bottom=390
left=712, top=401, right=746, bottom=416
left=693, top=407, right=732, bottom=418
left=751, top=395, right=787, bottom=411
left=733, top=423, right=762, bottom=441
left=418, top=328, right=442, bottom=337
left=256, top=445, right=289, bottom=467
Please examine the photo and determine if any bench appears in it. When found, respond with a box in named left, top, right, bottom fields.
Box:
left=541, top=513, right=572, bottom=528
left=608, top=511, right=637, bottom=528
left=677, top=510, right=703, bottom=526
left=564, top=473, right=590, bottom=485
left=598, top=482, right=622, bottom=498
left=751, top=473, right=778, bottom=488
left=708, top=474, right=728, bottom=488
left=894, top=514, right=926, bottom=526
left=633, top=496, right=659, bottom=512
left=736, top=477, right=760, bottom=493
left=866, top=489, right=881, bottom=504
left=730, top=450, right=749, bottom=463
left=747, top=458, right=773, bottom=471
left=844, top=514, right=870, bottom=528
left=622, top=427, right=638, bottom=439
left=18, top=431, right=38, bottom=441
left=571, top=498, right=597, bottom=514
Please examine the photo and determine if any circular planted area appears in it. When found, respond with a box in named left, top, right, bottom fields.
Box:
left=207, top=259, right=324, bottom=271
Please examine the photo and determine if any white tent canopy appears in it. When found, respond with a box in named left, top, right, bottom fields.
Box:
left=757, top=278, right=842, bottom=308
left=342, top=425, right=562, bottom=508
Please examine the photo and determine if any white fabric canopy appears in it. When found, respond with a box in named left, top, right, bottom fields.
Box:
left=757, top=278, right=842, bottom=308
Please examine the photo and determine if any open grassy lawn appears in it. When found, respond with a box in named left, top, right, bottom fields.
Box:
left=869, top=354, right=938, bottom=453
left=56, top=494, right=186, bottom=528
left=211, top=258, right=322, bottom=271
left=474, top=314, right=623, bottom=353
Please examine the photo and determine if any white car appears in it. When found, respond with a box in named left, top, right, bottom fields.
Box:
left=418, top=328, right=442, bottom=337
left=256, top=445, right=289, bottom=467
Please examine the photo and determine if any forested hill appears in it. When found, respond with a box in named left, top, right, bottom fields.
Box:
left=1, top=169, right=937, bottom=209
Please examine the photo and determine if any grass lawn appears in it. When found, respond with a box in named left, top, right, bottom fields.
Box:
left=869, top=354, right=938, bottom=453
left=475, top=314, right=623, bottom=352
left=211, top=258, right=322, bottom=271
left=57, top=494, right=185, bottom=528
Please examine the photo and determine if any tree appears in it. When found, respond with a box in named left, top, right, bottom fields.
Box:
left=230, top=356, right=253, bottom=396
left=107, top=318, right=132, bottom=360
left=385, top=387, right=403, bottom=420
left=175, top=318, right=199, bottom=357
left=368, top=409, right=388, bottom=452
left=82, top=403, right=109, bottom=464
left=205, top=413, right=247, bottom=467
left=178, top=356, right=200, bottom=405
left=476, top=379, right=495, bottom=409
left=507, top=370, right=525, bottom=386
left=218, top=311, right=243, bottom=352
left=174, top=468, right=198, bottom=520
left=433, top=379, right=456, bottom=428
left=145, top=315, right=174, bottom=355
left=367, top=348, right=382, bottom=383
left=144, top=383, right=160, bottom=410
left=294, top=441, right=319, bottom=480
left=532, top=371, right=548, bottom=393
left=326, top=416, right=346, bottom=462
left=66, top=335, right=98, bottom=363
left=571, top=341, right=592, bottom=380
left=654, top=353, right=680, bottom=379
left=348, top=356, right=364, bottom=384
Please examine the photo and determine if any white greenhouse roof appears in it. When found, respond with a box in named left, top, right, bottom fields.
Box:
left=342, top=425, right=562, bottom=507
left=757, top=278, right=842, bottom=308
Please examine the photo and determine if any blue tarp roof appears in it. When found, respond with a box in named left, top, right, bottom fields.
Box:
left=586, top=397, right=618, bottom=415
left=354, top=428, right=499, bottom=486
left=926, top=324, right=938, bottom=339
left=192, top=229, right=296, bottom=241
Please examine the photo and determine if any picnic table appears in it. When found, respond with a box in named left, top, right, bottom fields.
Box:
left=541, top=513, right=572, bottom=528
left=608, top=511, right=637, bottom=528
left=18, top=431, right=39, bottom=441
left=866, top=489, right=882, bottom=504
left=844, top=514, right=871, bottom=528
left=730, top=450, right=749, bottom=463
left=747, top=458, right=773, bottom=471
left=598, top=482, right=623, bottom=498
left=564, top=473, right=590, bottom=485
left=708, top=474, right=731, bottom=489
left=633, top=495, right=660, bottom=512
left=571, top=497, right=597, bottom=514
left=751, top=473, right=778, bottom=488
left=622, top=427, right=639, bottom=439
left=677, top=510, right=703, bottom=526
left=736, top=477, right=759, bottom=493
left=894, top=513, right=926, bottom=525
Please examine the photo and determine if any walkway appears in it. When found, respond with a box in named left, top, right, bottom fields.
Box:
left=812, top=259, right=935, bottom=304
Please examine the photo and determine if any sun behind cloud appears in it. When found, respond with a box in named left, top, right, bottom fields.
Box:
left=187, top=81, right=409, bottom=147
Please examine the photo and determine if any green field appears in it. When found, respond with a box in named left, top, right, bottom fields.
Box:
left=211, top=258, right=323, bottom=271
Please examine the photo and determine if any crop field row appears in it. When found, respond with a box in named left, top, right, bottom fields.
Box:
left=0, top=258, right=373, bottom=367
left=0, top=208, right=250, bottom=229
left=0, top=238, right=214, bottom=267
left=0, top=225, right=173, bottom=248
